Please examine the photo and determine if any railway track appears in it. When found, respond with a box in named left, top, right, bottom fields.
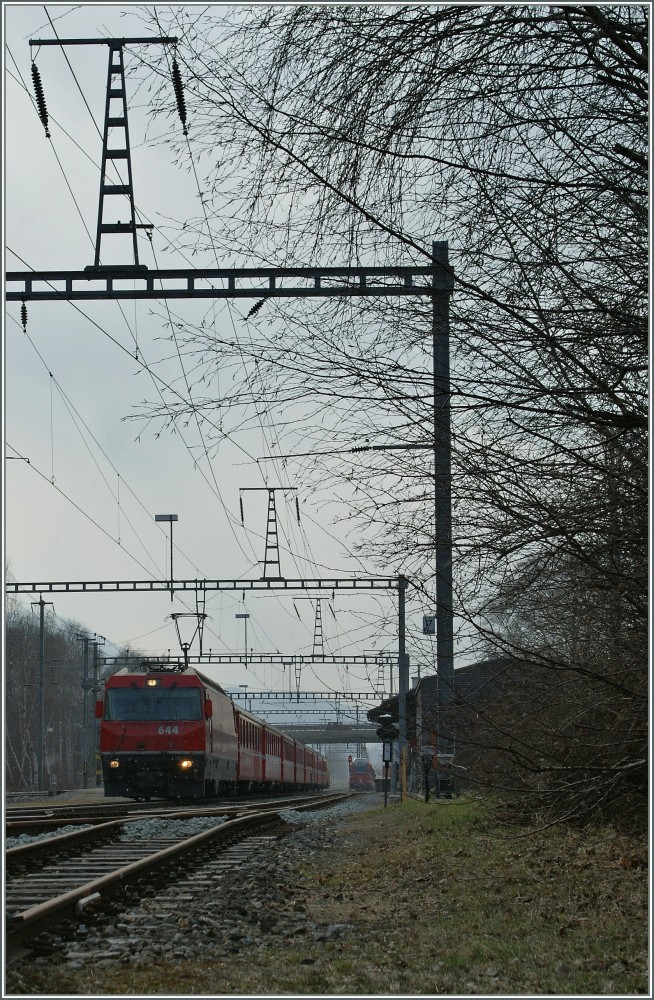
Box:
left=6, top=792, right=350, bottom=958
left=6, top=790, right=335, bottom=836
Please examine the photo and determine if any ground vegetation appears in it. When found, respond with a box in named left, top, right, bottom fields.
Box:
left=7, top=798, right=648, bottom=995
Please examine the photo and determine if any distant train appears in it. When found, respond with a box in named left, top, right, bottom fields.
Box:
left=96, top=665, right=329, bottom=801
left=348, top=757, right=377, bottom=792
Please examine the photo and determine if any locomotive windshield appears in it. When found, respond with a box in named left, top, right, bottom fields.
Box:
left=104, top=687, right=203, bottom=721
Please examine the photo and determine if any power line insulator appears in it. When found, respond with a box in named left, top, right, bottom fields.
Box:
left=20, top=302, right=28, bottom=332
left=239, top=494, right=244, bottom=524
left=296, top=496, right=301, bottom=525
left=171, top=59, right=188, bottom=136
left=246, top=298, right=265, bottom=320
left=31, top=63, right=51, bottom=138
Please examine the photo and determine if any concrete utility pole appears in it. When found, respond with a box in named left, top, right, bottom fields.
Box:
left=31, top=595, right=53, bottom=793
left=398, top=575, right=409, bottom=800
left=432, top=241, right=454, bottom=749
left=77, top=632, right=103, bottom=788
left=91, top=636, right=105, bottom=786
left=77, top=634, right=91, bottom=789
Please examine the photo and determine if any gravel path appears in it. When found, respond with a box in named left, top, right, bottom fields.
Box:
left=6, top=797, right=376, bottom=991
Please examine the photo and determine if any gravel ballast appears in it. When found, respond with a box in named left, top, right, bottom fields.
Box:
left=6, top=797, right=374, bottom=992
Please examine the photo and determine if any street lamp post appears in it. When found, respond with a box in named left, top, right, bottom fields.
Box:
left=154, top=514, right=178, bottom=601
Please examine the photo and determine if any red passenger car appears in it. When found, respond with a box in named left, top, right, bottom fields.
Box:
left=96, top=665, right=329, bottom=800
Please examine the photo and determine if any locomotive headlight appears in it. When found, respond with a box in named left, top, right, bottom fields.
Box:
left=179, top=759, right=194, bottom=769
left=109, top=760, right=120, bottom=769
left=146, top=678, right=158, bottom=687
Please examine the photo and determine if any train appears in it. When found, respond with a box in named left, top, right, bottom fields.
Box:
left=95, top=664, right=329, bottom=801
left=348, top=756, right=377, bottom=792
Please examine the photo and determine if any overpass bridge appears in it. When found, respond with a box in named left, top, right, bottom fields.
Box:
left=276, top=722, right=380, bottom=744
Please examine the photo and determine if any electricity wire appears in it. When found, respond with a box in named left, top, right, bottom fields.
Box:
left=6, top=443, right=162, bottom=580
left=147, top=21, right=324, bottom=668
left=149, top=29, right=364, bottom=642
left=9, top=26, right=400, bottom=694
left=13, top=30, right=274, bottom=630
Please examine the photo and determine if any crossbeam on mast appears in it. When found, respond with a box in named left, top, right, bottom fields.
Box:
left=229, top=691, right=386, bottom=701
left=30, top=37, right=177, bottom=46
left=247, top=708, right=367, bottom=716
left=6, top=576, right=401, bottom=595
left=6, top=264, right=452, bottom=302
left=100, top=653, right=395, bottom=667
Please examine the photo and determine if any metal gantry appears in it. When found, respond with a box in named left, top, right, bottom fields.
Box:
left=5, top=576, right=399, bottom=595
left=6, top=263, right=452, bottom=303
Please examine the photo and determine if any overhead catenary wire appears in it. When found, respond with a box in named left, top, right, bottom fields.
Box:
left=146, top=20, right=345, bottom=668
left=6, top=248, right=262, bottom=478
left=10, top=24, right=405, bottom=693
left=9, top=301, right=277, bottom=655
left=10, top=34, right=274, bottom=586
left=6, top=443, right=162, bottom=580
left=9, top=313, right=191, bottom=578
left=10, top=304, right=266, bottom=644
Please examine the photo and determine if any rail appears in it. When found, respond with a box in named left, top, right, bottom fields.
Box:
left=6, top=792, right=351, bottom=954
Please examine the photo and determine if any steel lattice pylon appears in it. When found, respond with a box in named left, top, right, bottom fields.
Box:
left=94, top=42, right=143, bottom=268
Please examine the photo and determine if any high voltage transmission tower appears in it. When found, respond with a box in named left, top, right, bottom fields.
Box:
left=7, top=33, right=456, bottom=798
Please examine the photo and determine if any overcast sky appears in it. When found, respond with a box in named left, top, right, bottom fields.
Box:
left=3, top=3, right=442, bottom=708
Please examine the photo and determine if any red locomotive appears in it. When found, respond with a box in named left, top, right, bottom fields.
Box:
left=348, top=756, right=377, bottom=792
left=96, top=665, right=329, bottom=800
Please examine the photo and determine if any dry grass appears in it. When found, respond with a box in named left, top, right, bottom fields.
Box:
left=8, top=796, right=649, bottom=995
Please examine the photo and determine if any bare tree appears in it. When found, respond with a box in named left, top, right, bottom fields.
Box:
left=4, top=592, right=104, bottom=792
left=130, top=5, right=647, bottom=822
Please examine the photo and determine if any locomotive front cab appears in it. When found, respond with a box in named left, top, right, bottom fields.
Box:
left=349, top=757, right=376, bottom=792
left=98, top=671, right=212, bottom=800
